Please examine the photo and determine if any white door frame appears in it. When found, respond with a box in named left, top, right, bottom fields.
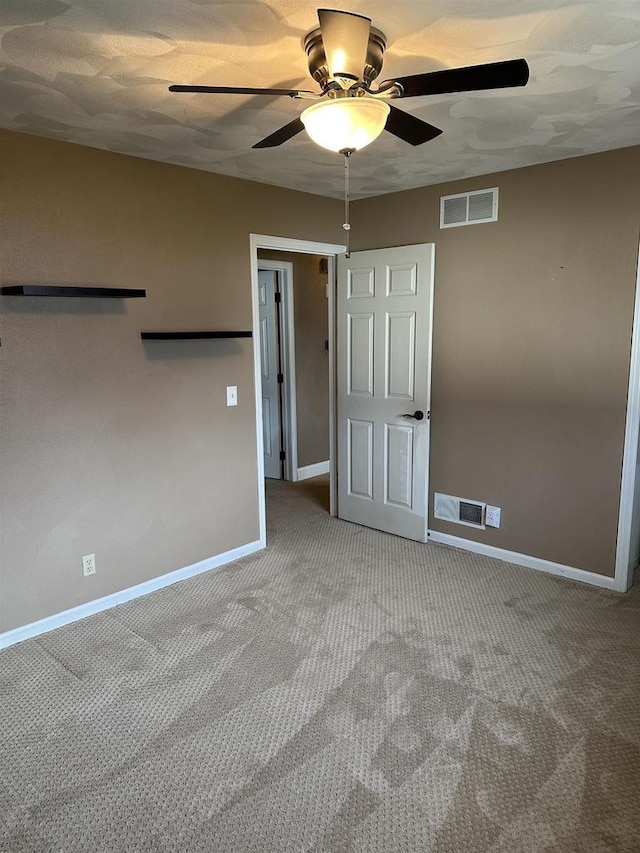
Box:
left=615, top=238, right=640, bottom=592
left=250, top=234, right=347, bottom=547
left=257, top=259, right=297, bottom=481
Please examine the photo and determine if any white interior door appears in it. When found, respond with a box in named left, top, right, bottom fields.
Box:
left=258, top=269, right=282, bottom=479
left=337, top=244, right=434, bottom=541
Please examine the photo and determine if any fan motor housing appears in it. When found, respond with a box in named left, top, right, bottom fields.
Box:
left=304, top=25, right=386, bottom=89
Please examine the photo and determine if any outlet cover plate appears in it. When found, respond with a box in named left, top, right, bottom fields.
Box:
left=82, top=554, right=96, bottom=576
left=486, top=506, right=501, bottom=528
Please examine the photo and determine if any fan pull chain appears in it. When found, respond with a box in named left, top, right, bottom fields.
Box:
left=341, top=148, right=353, bottom=258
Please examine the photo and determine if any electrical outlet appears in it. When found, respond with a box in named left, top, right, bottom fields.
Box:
left=226, top=385, right=238, bottom=407
left=82, top=553, right=96, bottom=577
left=485, top=506, right=501, bottom=528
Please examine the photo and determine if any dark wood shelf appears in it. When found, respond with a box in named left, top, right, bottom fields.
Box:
left=1, top=285, right=146, bottom=298
left=141, top=331, right=252, bottom=340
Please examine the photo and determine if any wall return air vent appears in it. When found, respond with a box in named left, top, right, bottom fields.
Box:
left=434, top=493, right=486, bottom=529
left=440, top=187, right=498, bottom=229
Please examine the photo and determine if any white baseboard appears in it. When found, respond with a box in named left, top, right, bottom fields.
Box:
left=428, top=531, right=622, bottom=591
left=297, top=461, right=330, bottom=481
left=0, top=539, right=263, bottom=650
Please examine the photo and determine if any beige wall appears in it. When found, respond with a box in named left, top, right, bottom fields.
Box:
left=0, top=129, right=342, bottom=633
left=258, top=250, right=330, bottom=469
left=353, top=147, right=640, bottom=576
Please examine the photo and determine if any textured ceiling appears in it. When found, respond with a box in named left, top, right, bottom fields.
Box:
left=1, top=1, right=639, bottom=199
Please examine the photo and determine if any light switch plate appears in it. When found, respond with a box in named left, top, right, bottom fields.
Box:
left=226, top=385, right=238, bottom=407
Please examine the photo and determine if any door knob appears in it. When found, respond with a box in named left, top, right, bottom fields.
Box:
left=402, top=410, right=424, bottom=420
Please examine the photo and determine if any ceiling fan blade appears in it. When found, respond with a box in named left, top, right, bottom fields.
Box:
left=383, top=58, right=529, bottom=98
left=168, top=85, right=313, bottom=97
left=385, top=105, right=442, bottom=146
left=318, top=8, right=371, bottom=82
left=252, top=117, right=306, bottom=149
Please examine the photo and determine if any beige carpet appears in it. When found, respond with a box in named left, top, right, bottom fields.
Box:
left=1, top=476, right=639, bottom=852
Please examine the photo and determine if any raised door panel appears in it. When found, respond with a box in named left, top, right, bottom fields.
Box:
left=348, top=418, right=373, bottom=500
left=386, top=263, right=417, bottom=297
left=262, top=396, right=275, bottom=457
left=348, top=313, right=374, bottom=397
left=384, top=423, right=413, bottom=509
left=385, top=312, right=416, bottom=400
left=348, top=267, right=375, bottom=299
left=259, top=315, right=271, bottom=381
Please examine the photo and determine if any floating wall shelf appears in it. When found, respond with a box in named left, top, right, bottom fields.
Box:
left=141, top=331, right=252, bottom=340
left=0, top=285, right=146, bottom=298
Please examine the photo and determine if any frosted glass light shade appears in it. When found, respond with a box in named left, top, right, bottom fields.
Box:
left=301, top=98, right=390, bottom=153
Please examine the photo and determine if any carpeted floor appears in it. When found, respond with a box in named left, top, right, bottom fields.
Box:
left=1, top=476, right=639, bottom=852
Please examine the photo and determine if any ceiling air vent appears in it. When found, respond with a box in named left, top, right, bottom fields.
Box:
left=440, top=187, right=498, bottom=229
left=434, top=493, right=486, bottom=529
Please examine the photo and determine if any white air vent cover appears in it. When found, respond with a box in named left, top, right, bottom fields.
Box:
left=440, top=187, right=498, bottom=229
left=434, top=493, right=486, bottom=529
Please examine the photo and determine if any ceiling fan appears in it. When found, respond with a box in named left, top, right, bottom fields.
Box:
left=168, top=8, right=530, bottom=153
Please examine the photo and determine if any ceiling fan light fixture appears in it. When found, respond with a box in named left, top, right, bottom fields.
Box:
left=300, top=97, right=390, bottom=153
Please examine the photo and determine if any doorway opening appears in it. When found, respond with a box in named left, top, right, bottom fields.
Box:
left=258, top=251, right=337, bottom=484
left=250, top=235, right=346, bottom=548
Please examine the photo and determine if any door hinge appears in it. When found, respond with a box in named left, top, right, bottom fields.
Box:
left=279, top=450, right=286, bottom=461
left=274, top=291, right=282, bottom=304
left=427, top=410, right=431, bottom=420
left=277, top=372, right=284, bottom=384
